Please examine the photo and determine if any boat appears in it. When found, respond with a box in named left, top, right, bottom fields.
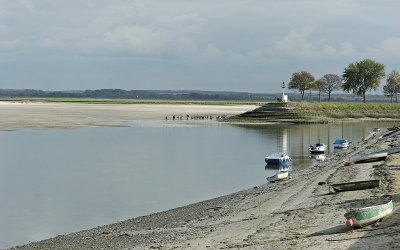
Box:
left=330, top=180, right=380, bottom=192
left=267, top=170, right=288, bottom=182
left=370, top=146, right=400, bottom=155
left=378, top=128, right=400, bottom=140
left=265, top=153, right=290, bottom=164
left=333, top=139, right=349, bottom=148
left=344, top=200, right=393, bottom=228
left=373, top=128, right=381, bottom=132
left=309, top=143, right=326, bottom=154
left=350, top=152, right=388, bottom=164
left=387, top=126, right=399, bottom=131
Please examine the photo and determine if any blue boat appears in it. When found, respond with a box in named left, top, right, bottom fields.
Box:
left=265, top=153, right=291, bottom=164
left=333, top=139, right=349, bottom=148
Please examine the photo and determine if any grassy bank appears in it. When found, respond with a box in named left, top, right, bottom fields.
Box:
left=0, top=97, right=265, bottom=106
left=226, top=102, right=400, bottom=123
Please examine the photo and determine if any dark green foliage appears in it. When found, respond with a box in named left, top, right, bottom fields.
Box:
left=288, top=71, right=315, bottom=101
left=383, top=70, right=400, bottom=103
left=342, top=59, right=385, bottom=103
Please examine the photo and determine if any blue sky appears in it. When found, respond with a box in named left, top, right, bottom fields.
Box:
left=0, top=0, right=399, bottom=93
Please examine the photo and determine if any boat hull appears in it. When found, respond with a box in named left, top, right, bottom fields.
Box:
left=350, top=152, right=388, bottom=164
left=331, top=180, right=380, bottom=192
left=344, top=200, right=393, bottom=228
left=378, top=129, right=400, bottom=140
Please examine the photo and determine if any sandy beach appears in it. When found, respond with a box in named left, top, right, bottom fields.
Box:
left=5, top=102, right=400, bottom=249
left=0, top=102, right=258, bottom=130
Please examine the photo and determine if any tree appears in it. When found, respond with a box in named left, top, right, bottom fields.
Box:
left=383, top=70, right=400, bottom=103
left=319, top=74, right=342, bottom=101
left=342, top=59, right=385, bottom=103
left=288, top=71, right=315, bottom=101
left=315, top=79, right=325, bottom=102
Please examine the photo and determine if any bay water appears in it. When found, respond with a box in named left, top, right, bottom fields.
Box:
left=0, top=120, right=393, bottom=248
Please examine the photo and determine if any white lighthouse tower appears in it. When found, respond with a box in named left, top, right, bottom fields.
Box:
left=281, top=81, right=288, bottom=102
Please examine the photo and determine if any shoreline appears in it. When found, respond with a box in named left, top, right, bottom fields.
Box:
left=2, top=102, right=399, bottom=249
left=12, top=128, right=400, bottom=249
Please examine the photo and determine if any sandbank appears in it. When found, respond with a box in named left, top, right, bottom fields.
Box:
left=0, top=102, right=258, bottom=130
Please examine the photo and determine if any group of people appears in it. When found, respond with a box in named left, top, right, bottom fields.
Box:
left=165, top=114, right=227, bottom=121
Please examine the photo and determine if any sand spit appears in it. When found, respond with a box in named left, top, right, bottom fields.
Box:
left=11, top=128, right=400, bottom=249
left=0, top=102, right=258, bottom=130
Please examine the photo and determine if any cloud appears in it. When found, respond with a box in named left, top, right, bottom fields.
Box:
left=267, top=27, right=361, bottom=59
left=16, top=0, right=35, bottom=11
left=105, top=25, right=171, bottom=55
left=380, top=37, right=400, bottom=57
left=204, top=43, right=222, bottom=57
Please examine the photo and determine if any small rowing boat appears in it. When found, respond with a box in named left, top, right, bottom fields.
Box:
left=345, top=200, right=393, bottom=228
left=267, top=170, right=288, bottom=182
left=331, top=180, right=380, bottom=192
left=378, top=128, right=400, bottom=140
left=370, top=146, right=400, bottom=155
left=350, top=152, right=387, bottom=164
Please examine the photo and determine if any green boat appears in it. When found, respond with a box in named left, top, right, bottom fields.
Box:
left=331, top=180, right=380, bottom=192
left=344, top=200, right=393, bottom=228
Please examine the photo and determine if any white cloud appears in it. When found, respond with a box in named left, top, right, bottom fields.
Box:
left=204, top=43, right=222, bottom=57
left=339, top=42, right=357, bottom=56
left=380, top=37, right=400, bottom=57
left=16, top=0, right=35, bottom=11
left=105, top=25, right=171, bottom=54
left=0, top=39, right=22, bottom=49
left=269, top=27, right=363, bottom=59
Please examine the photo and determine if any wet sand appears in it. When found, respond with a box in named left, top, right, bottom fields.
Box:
left=0, top=102, right=257, bottom=130
left=6, top=102, right=400, bottom=249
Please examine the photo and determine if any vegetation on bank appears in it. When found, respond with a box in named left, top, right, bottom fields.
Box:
left=289, top=59, right=399, bottom=103
left=226, top=102, right=400, bottom=123
left=0, top=97, right=265, bottom=106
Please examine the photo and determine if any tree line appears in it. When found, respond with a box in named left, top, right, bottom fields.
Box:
left=288, top=59, right=400, bottom=103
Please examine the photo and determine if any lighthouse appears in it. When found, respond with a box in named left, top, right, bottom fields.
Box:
left=281, top=81, right=288, bottom=102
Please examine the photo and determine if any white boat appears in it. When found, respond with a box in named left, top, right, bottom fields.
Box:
left=350, top=152, right=388, bottom=164
left=309, top=143, right=326, bottom=154
left=333, top=139, right=349, bottom=148
left=267, top=170, right=288, bottom=182
left=265, top=153, right=290, bottom=164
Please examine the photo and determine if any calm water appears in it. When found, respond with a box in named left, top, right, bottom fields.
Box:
left=0, top=120, right=394, bottom=248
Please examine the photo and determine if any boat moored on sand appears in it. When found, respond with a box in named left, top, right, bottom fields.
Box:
left=331, top=180, right=380, bottom=192
left=345, top=200, right=393, bottom=228
left=309, top=143, right=326, bottom=154
left=333, top=139, right=349, bottom=148
left=350, top=152, right=388, bottom=164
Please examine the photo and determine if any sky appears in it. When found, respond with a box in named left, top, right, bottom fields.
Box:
left=0, top=0, right=399, bottom=93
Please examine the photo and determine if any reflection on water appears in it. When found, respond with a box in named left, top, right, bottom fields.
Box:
left=265, top=163, right=291, bottom=178
left=0, top=120, right=395, bottom=248
left=310, top=154, right=326, bottom=162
